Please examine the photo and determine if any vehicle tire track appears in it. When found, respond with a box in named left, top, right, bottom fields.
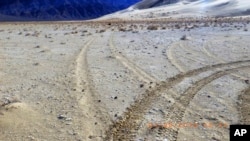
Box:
left=161, top=66, right=249, bottom=141
left=178, top=41, right=248, bottom=80
left=75, top=37, right=111, bottom=140
left=104, top=60, right=250, bottom=140
left=238, top=86, right=250, bottom=124
left=166, top=42, right=186, bottom=73
left=201, top=41, right=248, bottom=80
left=75, top=37, right=96, bottom=97
left=178, top=42, right=210, bottom=63
left=109, top=33, right=157, bottom=83
left=140, top=35, right=184, bottom=73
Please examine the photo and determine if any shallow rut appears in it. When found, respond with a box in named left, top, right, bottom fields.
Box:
left=239, top=86, right=250, bottom=124
left=109, top=33, right=158, bottom=83
left=159, top=66, right=249, bottom=141
left=104, top=60, right=250, bottom=140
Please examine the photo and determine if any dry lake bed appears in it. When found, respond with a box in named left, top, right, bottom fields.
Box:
left=0, top=18, right=250, bottom=141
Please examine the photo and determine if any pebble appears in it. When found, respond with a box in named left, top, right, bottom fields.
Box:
left=140, top=84, right=144, bottom=88
left=57, top=114, right=67, bottom=120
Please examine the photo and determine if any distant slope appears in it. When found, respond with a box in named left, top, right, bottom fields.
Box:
left=0, top=0, right=140, bottom=21
left=132, top=0, right=179, bottom=9
left=101, top=0, right=250, bottom=19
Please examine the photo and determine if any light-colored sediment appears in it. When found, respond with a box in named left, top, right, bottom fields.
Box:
left=0, top=19, right=250, bottom=141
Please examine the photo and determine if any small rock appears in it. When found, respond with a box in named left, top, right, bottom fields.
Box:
left=245, top=80, right=249, bottom=84
left=211, top=137, right=220, bottom=141
left=57, top=114, right=67, bottom=120
left=140, top=84, right=144, bottom=88
left=33, top=63, right=39, bottom=66
left=88, top=135, right=93, bottom=139
left=180, top=35, right=187, bottom=40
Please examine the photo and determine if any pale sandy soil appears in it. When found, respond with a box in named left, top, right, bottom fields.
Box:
left=0, top=19, right=250, bottom=141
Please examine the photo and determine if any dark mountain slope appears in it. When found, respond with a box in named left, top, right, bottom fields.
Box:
left=0, top=0, right=140, bottom=21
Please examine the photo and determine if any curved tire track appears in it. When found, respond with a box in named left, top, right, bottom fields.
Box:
left=109, top=33, right=157, bottom=83
left=178, top=41, right=248, bottom=80
left=166, top=42, right=186, bottom=73
left=201, top=41, right=248, bottom=80
left=139, top=35, right=182, bottom=75
left=104, top=60, right=250, bottom=140
left=161, top=66, right=249, bottom=141
left=75, top=37, right=111, bottom=140
left=239, top=86, right=250, bottom=124
left=75, top=37, right=96, bottom=98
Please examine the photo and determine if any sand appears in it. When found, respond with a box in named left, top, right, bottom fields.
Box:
left=0, top=18, right=250, bottom=141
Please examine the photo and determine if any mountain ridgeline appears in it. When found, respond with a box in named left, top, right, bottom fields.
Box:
left=0, top=0, right=140, bottom=21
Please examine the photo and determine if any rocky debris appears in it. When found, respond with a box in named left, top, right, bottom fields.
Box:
left=0, top=96, right=20, bottom=107
left=147, top=25, right=158, bottom=30
left=33, top=63, right=40, bottom=66
left=57, top=114, right=72, bottom=121
left=0, top=96, right=20, bottom=115
left=180, top=35, right=188, bottom=40
left=57, top=114, right=67, bottom=120
left=139, top=84, right=144, bottom=88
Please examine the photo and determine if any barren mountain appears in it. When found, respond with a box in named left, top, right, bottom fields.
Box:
left=102, top=0, right=250, bottom=19
left=0, top=0, right=140, bottom=21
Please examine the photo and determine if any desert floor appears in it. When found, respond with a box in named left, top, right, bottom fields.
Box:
left=0, top=19, right=250, bottom=141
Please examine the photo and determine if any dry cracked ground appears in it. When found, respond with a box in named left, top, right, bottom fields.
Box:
left=0, top=19, right=250, bottom=141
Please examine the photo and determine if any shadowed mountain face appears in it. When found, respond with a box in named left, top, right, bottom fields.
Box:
left=0, top=0, right=140, bottom=21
